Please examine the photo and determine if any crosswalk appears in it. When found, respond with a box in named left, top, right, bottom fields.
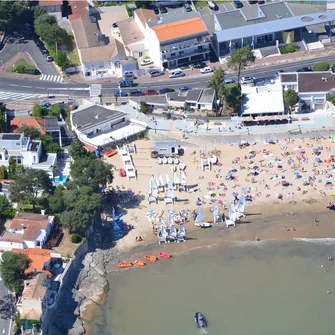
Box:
left=40, top=74, right=64, bottom=82
left=0, top=91, right=68, bottom=102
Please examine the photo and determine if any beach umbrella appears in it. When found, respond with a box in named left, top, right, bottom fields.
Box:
left=226, top=173, right=233, bottom=178
left=303, top=181, right=309, bottom=186
left=313, top=148, right=319, bottom=153
left=315, top=157, right=322, bottom=163
left=294, top=171, right=300, bottom=176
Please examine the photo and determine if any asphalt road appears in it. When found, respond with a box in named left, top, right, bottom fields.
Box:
left=0, top=276, right=13, bottom=335
left=1, top=53, right=335, bottom=99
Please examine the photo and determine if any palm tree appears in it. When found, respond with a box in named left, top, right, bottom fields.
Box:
left=98, top=94, right=103, bottom=105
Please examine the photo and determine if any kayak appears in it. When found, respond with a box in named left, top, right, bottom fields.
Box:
left=133, top=259, right=146, bottom=266
left=158, top=252, right=171, bottom=259
left=118, top=262, right=132, bottom=268
left=144, top=255, right=158, bottom=262
left=194, top=312, right=207, bottom=328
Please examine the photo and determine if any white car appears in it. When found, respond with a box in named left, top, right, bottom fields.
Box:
left=240, top=76, right=255, bottom=84
left=169, top=71, right=185, bottom=78
left=200, top=66, right=213, bottom=74
left=140, top=58, right=153, bottom=66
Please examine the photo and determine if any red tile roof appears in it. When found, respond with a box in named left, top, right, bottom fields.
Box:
left=134, top=9, right=157, bottom=27
left=69, top=1, right=89, bottom=22
left=38, top=0, right=63, bottom=6
left=11, top=118, right=46, bottom=135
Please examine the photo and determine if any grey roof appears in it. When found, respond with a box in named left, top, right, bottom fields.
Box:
left=198, top=88, right=215, bottom=104
left=45, top=119, right=60, bottom=131
left=215, top=3, right=293, bottom=31
left=169, top=89, right=203, bottom=102
left=148, top=11, right=200, bottom=27
left=130, top=95, right=168, bottom=105
left=72, top=105, right=127, bottom=131
left=281, top=73, right=298, bottom=83
left=30, top=141, right=40, bottom=152
left=215, top=11, right=335, bottom=42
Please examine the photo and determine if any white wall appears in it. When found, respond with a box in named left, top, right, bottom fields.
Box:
left=25, top=240, right=37, bottom=248
left=148, top=28, right=161, bottom=67
left=22, top=299, right=43, bottom=312
left=0, top=241, right=24, bottom=250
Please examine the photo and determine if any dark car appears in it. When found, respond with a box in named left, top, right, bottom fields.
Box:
left=258, top=0, right=265, bottom=3
left=159, top=6, right=168, bottom=13
left=184, top=3, right=192, bottom=11
left=296, top=67, right=312, bottom=72
left=118, top=80, right=134, bottom=87
left=152, top=6, right=159, bottom=14
left=112, top=22, right=118, bottom=28
left=248, top=0, right=258, bottom=3
left=192, top=62, right=207, bottom=69
left=234, top=0, right=243, bottom=8
left=179, top=86, right=192, bottom=92
left=130, top=89, right=144, bottom=96
left=159, top=88, right=175, bottom=94
left=144, top=89, right=158, bottom=95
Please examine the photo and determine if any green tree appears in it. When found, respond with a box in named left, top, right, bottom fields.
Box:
left=126, top=5, right=135, bottom=17
left=61, top=209, right=92, bottom=236
left=0, top=102, right=7, bottom=133
left=0, top=166, right=7, bottom=179
left=48, top=186, right=65, bottom=213
left=9, top=169, right=53, bottom=209
left=223, top=84, right=245, bottom=114
left=0, top=251, right=31, bottom=293
left=0, top=1, right=32, bottom=29
left=227, top=46, right=256, bottom=86
left=207, top=67, right=225, bottom=92
left=140, top=101, right=149, bottom=114
left=32, top=105, right=47, bottom=118
left=69, top=140, right=89, bottom=160
left=134, top=0, right=152, bottom=9
left=48, top=104, right=61, bottom=119
left=34, top=22, right=65, bottom=46
left=16, top=126, right=41, bottom=139
left=33, top=6, right=47, bottom=20
left=45, top=142, right=61, bottom=155
left=34, top=13, right=57, bottom=26
left=283, top=89, right=299, bottom=111
left=312, top=62, right=330, bottom=72
left=8, top=157, right=16, bottom=178
left=55, top=51, right=70, bottom=69
left=0, top=195, right=15, bottom=221
left=70, top=156, right=114, bottom=191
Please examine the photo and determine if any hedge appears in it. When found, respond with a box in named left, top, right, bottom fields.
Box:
left=71, top=233, right=82, bottom=244
left=279, top=43, right=299, bottom=54
left=312, top=62, right=330, bottom=71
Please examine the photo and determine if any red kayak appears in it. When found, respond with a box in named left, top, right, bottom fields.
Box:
left=159, top=252, right=172, bottom=259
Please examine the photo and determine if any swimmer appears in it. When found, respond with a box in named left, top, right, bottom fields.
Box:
left=324, top=268, right=328, bottom=272
left=327, top=290, right=331, bottom=294
left=320, top=264, right=324, bottom=268
left=328, top=256, right=333, bottom=261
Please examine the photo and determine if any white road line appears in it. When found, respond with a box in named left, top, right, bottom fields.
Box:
left=46, top=75, right=51, bottom=80
left=9, top=84, right=18, bottom=87
left=22, top=85, right=32, bottom=88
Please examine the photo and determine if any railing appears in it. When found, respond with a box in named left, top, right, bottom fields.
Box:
left=162, top=48, right=210, bottom=61
left=161, top=39, right=210, bottom=54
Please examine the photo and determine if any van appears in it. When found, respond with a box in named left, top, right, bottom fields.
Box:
left=149, top=69, right=164, bottom=78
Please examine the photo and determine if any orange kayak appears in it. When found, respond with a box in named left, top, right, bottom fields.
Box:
left=118, top=262, right=132, bottom=268
left=159, top=252, right=172, bottom=259
left=133, top=259, right=146, bottom=266
left=144, top=255, right=158, bottom=262
left=104, top=149, right=118, bottom=157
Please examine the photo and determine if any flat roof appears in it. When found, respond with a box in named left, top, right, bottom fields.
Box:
left=168, top=89, right=203, bottom=102
left=242, top=91, right=284, bottom=115
left=297, top=72, right=335, bottom=93
left=72, top=104, right=127, bottom=131
left=99, top=8, right=129, bottom=37
left=215, top=11, right=335, bottom=42
left=198, top=88, right=215, bottom=104
left=0, top=133, right=22, bottom=140
left=130, top=95, right=168, bottom=105
left=281, top=73, right=298, bottom=83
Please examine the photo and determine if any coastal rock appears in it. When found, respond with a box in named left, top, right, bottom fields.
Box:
left=68, top=318, right=85, bottom=335
left=82, top=251, right=106, bottom=277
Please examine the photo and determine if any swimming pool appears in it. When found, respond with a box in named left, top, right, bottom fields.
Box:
left=53, top=175, right=67, bottom=183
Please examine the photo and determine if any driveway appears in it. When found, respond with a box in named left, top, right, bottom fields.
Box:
left=0, top=30, right=59, bottom=76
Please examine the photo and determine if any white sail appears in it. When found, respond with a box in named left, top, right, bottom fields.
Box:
left=173, top=172, right=180, bottom=185
left=150, top=176, right=158, bottom=198
left=159, top=174, right=165, bottom=187
left=195, top=208, right=205, bottom=225
left=229, top=202, right=236, bottom=221
left=236, top=195, right=246, bottom=213
left=180, top=171, right=187, bottom=186
left=168, top=215, right=174, bottom=227
left=166, top=174, right=175, bottom=199
left=213, top=202, right=219, bottom=224
left=161, top=225, right=168, bottom=238
left=170, top=225, right=177, bottom=237
left=179, top=225, right=185, bottom=237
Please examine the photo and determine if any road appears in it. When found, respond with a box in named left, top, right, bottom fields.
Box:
left=1, top=53, right=335, bottom=100
left=0, top=275, right=13, bottom=335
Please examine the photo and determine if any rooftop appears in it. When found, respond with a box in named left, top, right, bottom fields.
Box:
left=99, top=7, right=129, bottom=37
left=71, top=16, right=101, bottom=49
left=45, top=118, right=60, bottom=132
left=168, top=89, right=203, bottom=102
left=148, top=11, right=200, bottom=27
left=297, top=72, right=335, bottom=93
left=151, top=17, right=208, bottom=43
left=38, top=0, right=63, bottom=6
left=198, top=88, right=215, bottom=104
left=0, top=133, right=22, bottom=140
left=281, top=73, right=298, bottom=83
left=11, top=118, right=46, bottom=135
left=22, top=272, right=47, bottom=301
left=118, top=17, right=144, bottom=46
left=72, top=104, right=127, bottom=132
left=135, top=8, right=157, bottom=27
left=20, top=308, right=42, bottom=321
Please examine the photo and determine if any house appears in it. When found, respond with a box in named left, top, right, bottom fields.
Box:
left=38, top=0, right=63, bottom=14
left=98, top=5, right=129, bottom=38
left=11, top=118, right=46, bottom=135
left=0, top=212, right=54, bottom=250
left=280, top=72, right=335, bottom=111
left=71, top=101, right=147, bottom=149
left=0, top=133, right=57, bottom=176
left=212, top=2, right=335, bottom=61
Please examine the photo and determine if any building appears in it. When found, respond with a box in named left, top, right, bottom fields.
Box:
left=0, top=212, right=54, bottom=250
left=212, top=2, right=335, bottom=60
left=0, top=133, right=57, bottom=176
left=71, top=101, right=147, bottom=149
left=280, top=71, right=335, bottom=111
left=38, top=0, right=63, bottom=14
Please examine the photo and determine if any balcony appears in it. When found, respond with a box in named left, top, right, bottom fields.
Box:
left=162, top=48, right=210, bottom=61
left=161, top=39, right=210, bottom=55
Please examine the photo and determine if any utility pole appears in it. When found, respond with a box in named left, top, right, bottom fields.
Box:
left=56, top=42, right=58, bottom=57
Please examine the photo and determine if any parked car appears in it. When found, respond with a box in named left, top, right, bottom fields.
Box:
left=248, top=0, right=258, bottom=3
left=112, top=22, right=118, bottom=28
left=179, top=86, right=192, bottom=92
left=169, top=71, right=185, bottom=78
left=140, top=58, right=153, bottom=66
left=184, top=3, right=192, bottom=11
left=207, top=1, right=218, bottom=10
left=41, top=49, right=49, bottom=55
left=200, top=66, right=213, bottom=74
left=46, top=55, right=53, bottom=62
left=159, top=6, right=168, bottom=13
left=224, top=78, right=236, bottom=84
left=144, top=89, right=158, bottom=95
left=192, top=62, right=207, bottom=69
left=114, top=90, right=128, bottom=97
left=38, top=101, right=51, bottom=108
left=296, top=67, right=312, bottom=72
left=275, top=70, right=285, bottom=77
left=152, top=6, right=159, bottom=14
left=234, top=0, right=243, bottom=8
left=258, top=0, right=265, bottom=4
left=240, top=76, right=255, bottom=84
left=149, top=69, right=164, bottom=77
left=130, top=89, right=144, bottom=96
left=118, top=80, right=134, bottom=87
left=159, top=88, right=175, bottom=94
left=123, top=71, right=137, bottom=79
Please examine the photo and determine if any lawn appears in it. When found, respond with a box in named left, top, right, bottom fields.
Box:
left=6, top=57, right=37, bottom=73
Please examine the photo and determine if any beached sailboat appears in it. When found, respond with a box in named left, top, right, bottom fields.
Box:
left=195, top=208, right=212, bottom=228
left=225, top=202, right=236, bottom=228
left=156, top=157, right=162, bottom=164
left=165, top=174, right=175, bottom=204
left=158, top=224, right=168, bottom=244
left=213, top=202, right=220, bottom=224
left=167, top=157, right=173, bottom=164
left=162, top=157, right=168, bottom=164
left=235, top=195, right=246, bottom=220
left=158, top=174, right=165, bottom=192
left=174, top=157, right=179, bottom=165
left=168, top=225, right=177, bottom=243
left=173, top=172, right=180, bottom=189
left=177, top=225, right=186, bottom=243
left=148, top=176, right=158, bottom=204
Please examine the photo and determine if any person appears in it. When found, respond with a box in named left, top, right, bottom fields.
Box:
left=135, top=236, right=138, bottom=242
left=327, top=290, right=331, bottom=294
left=138, top=236, right=143, bottom=241
left=328, top=256, right=332, bottom=261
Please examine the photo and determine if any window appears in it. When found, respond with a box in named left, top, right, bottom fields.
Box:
left=197, top=37, right=202, bottom=42
left=198, top=46, right=203, bottom=51
left=179, top=51, right=184, bottom=55
left=33, top=156, right=36, bottom=163
left=16, top=142, right=20, bottom=146
left=171, top=53, right=175, bottom=56
left=139, top=52, right=143, bottom=57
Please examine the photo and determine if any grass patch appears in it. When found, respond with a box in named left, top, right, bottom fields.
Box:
left=194, top=0, right=208, bottom=8
left=279, top=43, right=299, bottom=54
left=180, top=65, right=191, bottom=70
left=6, top=58, right=37, bottom=73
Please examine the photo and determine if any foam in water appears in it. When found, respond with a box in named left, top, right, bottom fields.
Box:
left=293, top=238, right=335, bottom=245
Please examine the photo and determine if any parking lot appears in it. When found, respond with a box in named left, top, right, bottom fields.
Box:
left=158, top=5, right=195, bottom=19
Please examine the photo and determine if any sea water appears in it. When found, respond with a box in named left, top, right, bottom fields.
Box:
left=93, top=240, right=335, bottom=335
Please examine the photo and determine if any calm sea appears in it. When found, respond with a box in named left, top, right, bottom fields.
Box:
left=93, top=239, right=335, bottom=335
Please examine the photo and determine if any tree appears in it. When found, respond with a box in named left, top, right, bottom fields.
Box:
left=207, top=67, right=225, bottom=92
left=284, top=89, right=299, bottom=111
left=61, top=209, right=92, bottom=236
left=0, top=251, right=31, bottom=294
left=69, top=140, right=89, bottom=160
left=140, top=101, right=150, bottom=114
left=34, top=21, right=65, bottom=46
left=227, top=46, right=256, bottom=85
left=48, top=104, right=61, bottom=119
left=98, top=94, right=103, bottom=105
left=9, top=169, right=53, bottom=209
left=223, top=84, right=245, bottom=114
left=38, top=134, right=59, bottom=154
left=45, top=142, right=61, bottom=155
left=48, top=186, right=65, bottom=213
left=8, top=157, right=16, bottom=178
left=16, top=126, right=41, bottom=139
left=126, top=5, right=135, bottom=17
left=34, top=13, right=57, bottom=26
left=0, top=166, right=7, bottom=179
left=0, top=195, right=15, bottom=221
left=134, top=0, right=152, bottom=9
left=0, top=102, right=6, bottom=133
left=70, top=156, right=114, bottom=191
left=312, top=62, right=330, bottom=72
left=33, top=6, right=47, bottom=20
left=0, top=1, right=32, bottom=29
left=31, top=105, right=47, bottom=118
left=55, top=51, right=70, bottom=70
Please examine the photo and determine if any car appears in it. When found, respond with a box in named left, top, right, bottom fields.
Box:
left=200, top=66, right=213, bottom=74
left=296, top=67, right=312, bottom=72
left=234, top=0, right=243, bottom=8
left=144, top=89, right=158, bottom=95
left=123, top=71, right=137, bottom=79
left=275, top=70, right=285, bottom=77
left=38, top=101, right=51, bottom=108
left=46, top=55, right=53, bottom=62
left=192, top=62, right=207, bottom=69
left=258, top=0, right=265, bottom=4
left=159, top=6, right=168, bottom=13
left=240, top=76, right=255, bottom=84
left=118, top=80, right=134, bottom=87
left=207, top=1, right=218, bottom=10
left=130, top=89, right=144, bottom=96
left=152, top=6, right=159, bottom=14
left=159, top=88, right=176, bottom=94
left=169, top=71, right=185, bottom=78
left=179, top=86, right=192, bottom=92
left=41, top=49, right=49, bottom=55
left=140, top=58, right=153, bottom=66
left=112, top=22, right=118, bottom=28
left=184, top=3, right=192, bottom=11
left=114, top=90, right=128, bottom=97
left=248, top=0, right=258, bottom=3
left=149, top=69, right=164, bottom=77
left=224, top=78, right=236, bottom=84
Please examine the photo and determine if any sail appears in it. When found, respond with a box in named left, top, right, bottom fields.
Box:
left=150, top=176, right=158, bottom=198
left=154, top=175, right=160, bottom=188
left=179, top=225, right=185, bottom=237
left=168, top=215, right=174, bottom=227
left=166, top=175, right=175, bottom=198
left=159, top=218, right=166, bottom=228
left=173, top=172, right=180, bottom=185
left=229, top=202, right=236, bottom=221
left=195, top=208, right=205, bottom=225
left=159, top=175, right=165, bottom=187
left=170, top=225, right=177, bottom=237
left=161, top=225, right=168, bottom=238
left=236, top=195, right=246, bottom=213
left=213, top=202, right=219, bottom=224
left=180, top=171, right=187, bottom=186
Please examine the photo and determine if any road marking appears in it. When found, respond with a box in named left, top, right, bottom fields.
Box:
left=3, top=328, right=5, bottom=333
left=9, top=84, right=18, bottom=87
left=22, top=86, right=32, bottom=88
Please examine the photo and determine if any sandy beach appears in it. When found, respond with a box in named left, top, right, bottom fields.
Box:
left=104, top=136, right=335, bottom=254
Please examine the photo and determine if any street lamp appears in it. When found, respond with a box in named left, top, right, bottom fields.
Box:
left=247, top=127, right=250, bottom=135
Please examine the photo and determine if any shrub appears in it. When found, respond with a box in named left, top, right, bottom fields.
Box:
left=312, top=62, right=330, bottom=71
left=279, top=43, right=299, bottom=54
left=15, top=64, right=25, bottom=73
left=71, top=233, right=82, bottom=244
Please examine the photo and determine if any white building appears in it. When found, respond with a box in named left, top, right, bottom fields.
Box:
left=0, top=133, right=57, bottom=176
